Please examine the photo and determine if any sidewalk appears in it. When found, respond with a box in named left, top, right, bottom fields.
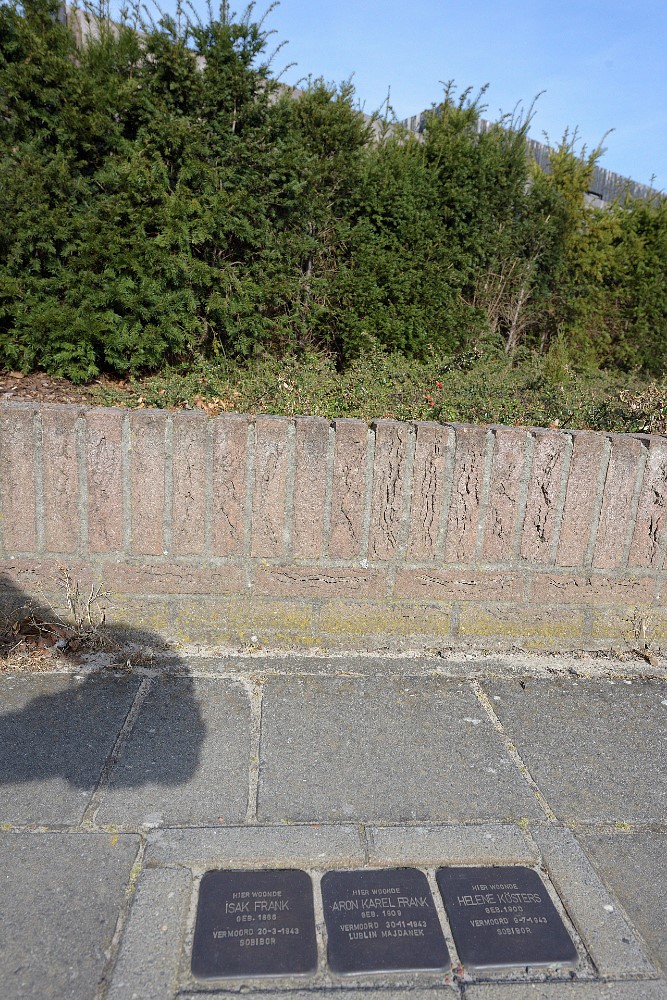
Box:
left=0, top=652, right=666, bottom=999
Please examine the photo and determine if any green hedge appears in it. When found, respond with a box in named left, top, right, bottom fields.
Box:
left=1, top=0, right=666, bottom=381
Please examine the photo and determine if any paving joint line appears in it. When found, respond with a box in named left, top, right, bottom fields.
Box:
left=357, top=823, right=370, bottom=865
left=95, top=835, right=147, bottom=1000
left=470, top=678, right=558, bottom=822
left=243, top=676, right=264, bottom=825
left=81, top=677, right=153, bottom=829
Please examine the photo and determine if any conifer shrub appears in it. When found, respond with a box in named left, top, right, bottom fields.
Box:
left=0, top=0, right=665, bottom=381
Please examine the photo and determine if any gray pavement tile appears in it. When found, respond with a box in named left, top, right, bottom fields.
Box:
left=577, top=832, right=667, bottom=975
left=96, top=677, right=251, bottom=827
left=533, top=826, right=656, bottom=979
left=145, top=824, right=364, bottom=867
left=0, top=831, right=139, bottom=1000
left=482, top=678, right=667, bottom=823
left=108, top=867, right=190, bottom=1000
left=180, top=992, right=459, bottom=999
left=258, top=677, right=541, bottom=823
left=465, top=983, right=667, bottom=999
left=367, top=823, right=539, bottom=866
left=0, top=674, right=140, bottom=825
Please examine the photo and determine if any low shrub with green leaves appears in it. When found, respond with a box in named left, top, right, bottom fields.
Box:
left=1, top=0, right=666, bottom=383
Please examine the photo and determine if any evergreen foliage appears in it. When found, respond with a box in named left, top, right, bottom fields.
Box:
left=1, top=0, right=666, bottom=381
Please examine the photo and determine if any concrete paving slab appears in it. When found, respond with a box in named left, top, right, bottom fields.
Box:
left=577, top=831, right=667, bottom=975
left=367, top=823, right=539, bottom=866
left=179, top=991, right=458, bottom=999
left=0, top=674, right=140, bottom=825
left=465, top=983, right=667, bottom=999
left=258, top=676, right=542, bottom=823
left=96, top=677, right=251, bottom=827
left=145, top=824, right=365, bottom=868
left=482, top=678, right=667, bottom=823
left=108, top=867, right=190, bottom=1000
left=533, top=826, right=657, bottom=979
left=0, top=831, right=139, bottom=1000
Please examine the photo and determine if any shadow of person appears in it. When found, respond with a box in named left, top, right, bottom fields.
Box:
left=0, top=574, right=206, bottom=826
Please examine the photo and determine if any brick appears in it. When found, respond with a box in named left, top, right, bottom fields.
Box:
left=211, top=415, right=248, bottom=557
left=41, top=408, right=80, bottom=553
left=627, top=437, right=667, bottom=568
left=129, top=411, right=166, bottom=556
left=318, top=600, right=452, bottom=637
left=106, top=596, right=173, bottom=638
left=254, top=564, right=385, bottom=599
left=84, top=409, right=123, bottom=553
left=171, top=412, right=207, bottom=555
left=328, top=419, right=368, bottom=558
left=458, top=604, right=584, bottom=639
left=171, top=596, right=316, bottom=646
left=593, top=436, right=645, bottom=570
left=482, top=427, right=529, bottom=562
left=521, top=429, right=568, bottom=563
left=406, top=422, right=453, bottom=561
left=0, top=406, right=37, bottom=552
left=557, top=431, right=607, bottom=567
left=394, top=568, right=523, bottom=602
left=292, top=417, right=329, bottom=559
left=251, top=416, right=291, bottom=558
left=0, top=558, right=96, bottom=597
left=530, top=572, right=655, bottom=606
left=368, top=420, right=410, bottom=560
left=103, top=560, right=245, bottom=596
left=444, top=425, right=487, bottom=562
left=592, top=609, right=667, bottom=641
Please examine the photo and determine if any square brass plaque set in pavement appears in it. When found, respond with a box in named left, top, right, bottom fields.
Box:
left=191, top=865, right=578, bottom=980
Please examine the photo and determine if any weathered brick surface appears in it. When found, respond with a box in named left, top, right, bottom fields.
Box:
left=627, top=438, right=667, bottom=568
left=530, top=573, right=655, bottom=606
left=0, top=406, right=37, bottom=552
left=41, top=408, right=80, bottom=553
left=171, top=596, right=316, bottom=646
left=458, top=604, right=585, bottom=639
left=0, top=558, right=95, bottom=593
left=444, top=425, right=488, bottom=563
left=292, top=417, right=329, bottom=559
left=406, top=422, right=453, bottom=561
left=557, top=432, right=607, bottom=567
left=521, top=430, right=568, bottom=564
left=171, top=413, right=207, bottom=556
left=251, top=417, right=291, bottom=558
left=103, top=561, right=245, bottom=595
left=129, top=411, right=166, bottom=556
left=368, top=421, right=410, bottom=560
left=4, top=401, right=667, bottom=650
left=592, top=609, right=667, bottom=640
left=328, top=419, right=368, bottom=559
left=394, top=568, right=523, bottom=602
left=318, top=599, right=452, bottom=637
left=211, top=415, right=248, bottom=557
left=85, top=409, right=123, bottom=553
left=482, top=428, right=529, bottom=562
left=254, top=564, right=386, bottom=599
left=593, top=436, right=645, bottom=570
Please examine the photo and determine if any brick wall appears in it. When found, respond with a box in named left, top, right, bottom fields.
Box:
left=1, top=402, right=665, bottom=651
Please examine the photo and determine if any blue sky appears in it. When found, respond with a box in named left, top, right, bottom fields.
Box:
left=257, top=0, right=666, bottom=191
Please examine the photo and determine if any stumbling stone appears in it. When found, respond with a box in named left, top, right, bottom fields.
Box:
left=436, top=865, right=578, bottom=970
left=191, top=869, right=317, bottom=979
left=321, top=867, right=450, bottom=974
